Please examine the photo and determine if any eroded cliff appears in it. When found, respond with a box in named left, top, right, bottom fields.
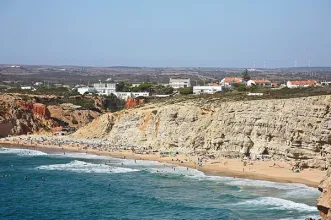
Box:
left=72, top=95, right=331, bottom=170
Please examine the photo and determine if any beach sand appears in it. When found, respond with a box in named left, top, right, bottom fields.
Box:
left=0, top=138, right=325, bottom=188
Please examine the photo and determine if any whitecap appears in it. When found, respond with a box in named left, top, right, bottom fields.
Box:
left=53, top=152, right=111, bottom=160
left=236, top=197, right=317, bottom=212
left=224, top=178, right=317, bottom=191
left=0, top=147, right=47, bottom=156
left=36, top=160, right=139, bottom=174
left=112, top=158, right=166, bottom=166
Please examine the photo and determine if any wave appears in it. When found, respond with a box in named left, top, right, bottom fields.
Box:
left=36, top=160, right=139, bottom=174
left=53, top=152, right=111, bottom=160
left=236, top=197, right=317, bottom=212
left=0, top=147, right=48, bottom=156
left=113, top=158, right=165, bottom=167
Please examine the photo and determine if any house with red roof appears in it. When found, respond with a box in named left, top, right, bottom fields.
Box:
left=286, top=80, right=317, bottom=88
left=246, top=79, right=272, bottom=87
left=220, top=77, right=243, bottom=88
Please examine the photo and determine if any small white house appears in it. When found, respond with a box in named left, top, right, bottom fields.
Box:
left=246, top=79, right=271, bottom=87
left=169, top=78, right=191, bottom=89
left=193, top=86, right=223, bottom=95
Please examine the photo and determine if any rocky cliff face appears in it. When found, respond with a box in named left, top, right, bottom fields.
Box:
left=0, top=94, right=59, bottom=136
left=48, top=103, right=100, bottom=128
left=318, top=169, right=331, bottom=219
left=72, top=95, right=331, bottom=170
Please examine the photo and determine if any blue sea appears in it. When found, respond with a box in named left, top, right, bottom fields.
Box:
left=0, top=147, right=320, bottom=220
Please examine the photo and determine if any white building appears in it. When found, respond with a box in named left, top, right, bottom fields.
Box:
left=131, top=92, right=150, bottom=98
left=246, top=79, right=271, bottom=87
left=93, top=83, right=116, bottom=95
left=114, top=92, right=132, bottom=100
left=286, top=80, right=317, bottom=88
left=21, top=86, right=32, bottom=90
left=193, top=86, right=223, bottom=95
left=169, top=78, right=191, bottom=89
left=77, top=87, right=96, bottom=95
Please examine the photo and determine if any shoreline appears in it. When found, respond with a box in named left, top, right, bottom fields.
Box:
left=0, top=141, right=324, bottom=188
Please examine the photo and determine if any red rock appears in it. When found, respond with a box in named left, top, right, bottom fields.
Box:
left=125, top=98, right=144, bottom=109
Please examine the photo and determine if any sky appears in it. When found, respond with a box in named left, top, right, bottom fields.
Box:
left=0, top=0, right=330, bottom=68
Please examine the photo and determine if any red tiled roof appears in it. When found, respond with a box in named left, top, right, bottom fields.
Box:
left=289, top=80, right=317, bottom=85
left=253, top=79, right=271, bottom=83
left=224, top=77, right=242, bottom=83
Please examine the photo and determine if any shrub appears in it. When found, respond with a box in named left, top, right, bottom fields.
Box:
left=179, top=87, right=193, bottom=95
left=152, top=110, right=157, bottom=115
left=72, top=119, right=78, bottom=125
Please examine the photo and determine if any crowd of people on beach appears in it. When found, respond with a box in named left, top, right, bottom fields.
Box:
left=1, top=135, right=133, bottom=153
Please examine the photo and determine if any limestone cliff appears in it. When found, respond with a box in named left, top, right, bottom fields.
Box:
left=72, top=95, right=331, bottom=170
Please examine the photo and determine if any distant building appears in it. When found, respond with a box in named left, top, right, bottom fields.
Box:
left=321, top=81, right=331, bottom=86
left=169, top=78, right=191, bottom=89
left=207, top=82, right=220, bottom=86
left=247, top=79, right=271, bottom=87
left=193, top=86, right=223, bottom=95
left=34, top=82, right=43, bottom=86
left=286, top=80, right=317, bottom=88
left=77, top=87, right=96, bottom=95
left=21, top=86, right=34, bottom=90
left=115, top=92, right=132, bottom=100
left=131, top=92, right=150, bottom=98
left=220, top=77, right=243, bottom=88
left=93, top=83, right=116, bottom=95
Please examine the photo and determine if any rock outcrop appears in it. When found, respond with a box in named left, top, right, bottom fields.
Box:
left=318, top=169, right=331, bottom=219
left=0, top=94, right=59, bottom=136
left=125, top=98, right=145, bottom=109
left=48, top=103, right=100, bottom=128
left=72, top=95, right=331, bottom=170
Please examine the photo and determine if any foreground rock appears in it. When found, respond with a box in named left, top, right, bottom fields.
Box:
left=318, top=169, right=331, bottom=219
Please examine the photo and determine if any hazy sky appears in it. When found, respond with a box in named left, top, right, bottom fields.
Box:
left=0, top=0, right=330, bottom=67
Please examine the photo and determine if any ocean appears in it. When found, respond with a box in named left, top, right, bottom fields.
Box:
left=0, top=147, right=320, bottom=220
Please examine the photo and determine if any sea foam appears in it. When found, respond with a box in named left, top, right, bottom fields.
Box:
left=37, top=160, right=139, bottom=174
left=0, top=147, right=48, bottom=156
left=236, top=197, right=317, bottom=212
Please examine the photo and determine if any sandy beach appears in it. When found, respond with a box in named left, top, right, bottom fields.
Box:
left=0, top=135, right=325, bottom=188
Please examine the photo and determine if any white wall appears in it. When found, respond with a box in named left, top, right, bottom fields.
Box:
left=132, top=92, right=149, bottom=98
left=193, top=86, right=223, bottom=95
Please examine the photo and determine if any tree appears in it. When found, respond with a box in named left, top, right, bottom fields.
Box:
left=153, top=85, right=174, bottom=95
left=242, top=69, right=251, bottom=82
left=179, top=87, right=193, bottom=95
left=116, top=81, right=131, bottom=92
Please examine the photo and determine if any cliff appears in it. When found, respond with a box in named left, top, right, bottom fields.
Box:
left=48, top=103, right=100, bottom=128
left=0, top=94, right=59, bottom=136
left=72, top=95, right=331, bottom=170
